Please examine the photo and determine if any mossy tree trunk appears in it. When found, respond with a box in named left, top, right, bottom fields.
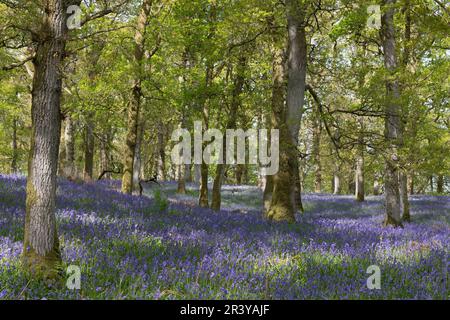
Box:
left=266, top=42, right=295, bottom=223
left=266, top=1, right=307, bottom=223
left=122, top=0, right=152, bottom=194
left=23, top=0, right=81, bottom=278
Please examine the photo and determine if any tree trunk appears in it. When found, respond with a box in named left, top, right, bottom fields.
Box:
left=23, top=0, right=80, bottom=278
left=211, top=163, right=224, bottom=210
left=121, top=0, right=152, bottom=194
left=184, top=164, right=192, bottom=182
left=267, top=2, right=307, bottom=222
left=285, top=0, right=307, bottom=211
left=400, top=0, right=411, bottom=222
left=263, top=174, right=274, bottom=216
left=199, top=161, right=209, bottom=207
left=348, top=179, right=356, bottom=195
left=64, top=116, right=75, bottom=180
left=373, top=177, right=381, bottom=195
left=312, top=118, right=322, bottom=193
left=11, top=117, right=18, bottom=173
left=133, top=121, right=144, bottom=193
left=293, top=163, right=304, bottom=212
left=407, top=173, right=414, bottom=194
left=83, top=117, right=94, bottom=181
left=177, top=164, right=187, bottom=194
left=82, top=44, right=104, bottom=182
left=194, top=164, right=201, bottom=184
left=235, top=165, right=243, bottom=185
left=437, top=175, right=444, bottom=193
left=177, top=49, right=191, bottom=194
left=381, top=0, right=402, bottom=227
left=266, top=39, right=295, bottom=223
left=57, top=120, right=66, bottom=177
left=176, top=120, right=187, bottom=194
left=355, top=119, right=365, bottom=202
left=333, top=173, right=341, bottom=195
left=211, top=55, right=246, bottom=210
left=99, top=130, right=111, bottom=179
left=400, top=173, right=410, bottom=221
left=355, top=155, right=364, bottom=201
left=156, top=121, right=166, bottom=181
left=198, top=131, right=209, bottom=207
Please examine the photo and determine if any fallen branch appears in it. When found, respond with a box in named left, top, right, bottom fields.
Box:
left=98, top=169, right=122, bottom=180
left=139, top=175, right=160, bottom=196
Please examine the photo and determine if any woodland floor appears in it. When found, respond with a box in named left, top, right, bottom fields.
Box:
left=0, top=175, right=448, bottom=299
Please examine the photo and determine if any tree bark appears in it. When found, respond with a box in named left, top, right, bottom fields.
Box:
left=235, top=165, right=243, bottom=185
left=263, top=174, right=274, bottom=215
left=211, top=55, right=246, bottom=211
left=121, top=0, right=152, bottom=194
left=355, top=154, right=365, bottom=201
left=156, top=121, right=166, bottom=181
left=194, top=164, right=201, bottom=184
left=11, top=117, right=18, bottom=173
left=198, top=98, right=211, bottom=207
left=408, top=173, right=414, bottom=194
left=83, top=117, right=94, bottom=181
left=381, top=0, right=402, bottom=227
left=82, top=43, right=104, bottom=182
left=399, top=172, right=410, bottom=220
left=266, top=37, right=295, bottom=222
left=266, top=1, right=307, bottom=222
left=333, top=173, right=341, bottom=195
left=133, top=121, right=144, bottom=192
left=23, top=0, right=81, bottom=278
left=177, top=50, right=191, bottom=194
left=400, top=0, right=411, bottom=222
left=184, top=164, right=192, bottom=182
left=285, top=0, right=307, bottom=211
left=437, top=175, right=444, bottom=193
left=99, top=129, right=111, bottom=179
left=355, top=119, right=365, bottom=202
left=64, top=115, right=75, bottom=180
left=177, top=164, right=187, bottom=194
left=176, top=120, right=186, bottom=194
left=312, top=109, right=322, bottom=193
left=199, top=161, right=209, bottom=208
